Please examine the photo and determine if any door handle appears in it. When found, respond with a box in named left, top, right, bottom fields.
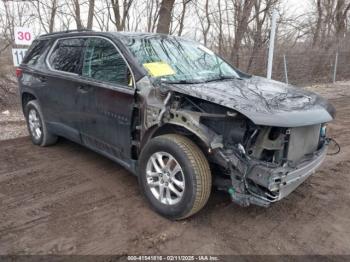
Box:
left=77, top=85, right=92, bottom=93
left=38, top=76, right=47, bottom=83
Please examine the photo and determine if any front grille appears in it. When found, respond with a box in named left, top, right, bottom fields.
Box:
left=287, top=124, right=321, bottom=163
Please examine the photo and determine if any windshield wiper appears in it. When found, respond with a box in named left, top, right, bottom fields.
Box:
left=204, top=75, right=238, bottom=83
left=161, top=79, right=203, bottom=84
left=160, top=75, right=239, bottom=85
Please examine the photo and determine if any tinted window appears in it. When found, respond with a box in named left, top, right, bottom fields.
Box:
left=48, top=38, right=84, bottom=73
left=82, top=38, right=129, bottom=86
left=23, top=39, right=50, bottom=66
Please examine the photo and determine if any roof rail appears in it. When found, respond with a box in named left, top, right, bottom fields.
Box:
left=39, top=29, right=94, bottom=38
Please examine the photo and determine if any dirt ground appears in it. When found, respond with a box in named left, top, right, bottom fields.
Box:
left=0, top=82, right=350, bottom=255
left=0, top=109, right=27, bottom=141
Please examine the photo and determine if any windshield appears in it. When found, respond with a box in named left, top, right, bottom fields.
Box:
left=122, top=36, right=240, bottom=83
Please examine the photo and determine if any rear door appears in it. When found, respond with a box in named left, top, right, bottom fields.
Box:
left=76, top=37, right=136, bottom=165
left=19, top=39, right=52, bottom=108
left=44, top=38, right=85, bottom=142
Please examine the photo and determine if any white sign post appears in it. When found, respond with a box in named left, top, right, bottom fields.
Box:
left=267, top=10, right=277, bottom=79
left=12, top=27, right=33, bottom=66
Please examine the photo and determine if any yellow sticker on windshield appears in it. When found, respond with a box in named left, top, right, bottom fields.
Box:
left=143, top=62, right=175, bottom=77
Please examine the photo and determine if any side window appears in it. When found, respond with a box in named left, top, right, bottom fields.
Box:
left=23, top=39, right=50, bottom=66
left=82, top=38, right=130, bottom=86
left=48, top=38, right=84, bottom=74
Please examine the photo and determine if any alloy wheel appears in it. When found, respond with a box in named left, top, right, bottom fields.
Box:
left=145, top=151, right=185, bottom=205
left=28, top=109, right=42, bottom=140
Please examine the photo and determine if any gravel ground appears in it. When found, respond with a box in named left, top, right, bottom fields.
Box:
left=0, top=109, right=27, bottom=141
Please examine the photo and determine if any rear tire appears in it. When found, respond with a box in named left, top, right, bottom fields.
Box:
left=25, top=100, right=57, bottom=146
left=138, top=134, right=212, bottom=220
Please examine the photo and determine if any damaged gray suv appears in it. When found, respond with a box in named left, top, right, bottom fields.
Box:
left=18, top=30, right=335, bottom=219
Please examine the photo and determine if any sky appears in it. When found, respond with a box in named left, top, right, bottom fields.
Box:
left=283, top=0, right=311, bottom=16
left=1, top=0, right=314, bottom=39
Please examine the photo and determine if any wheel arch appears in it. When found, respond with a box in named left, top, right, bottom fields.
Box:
left=21, top=92, right=37, bottom=112
left=140, top=123, right=210, bottom=158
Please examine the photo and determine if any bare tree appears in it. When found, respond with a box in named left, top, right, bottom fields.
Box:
left=309, top=0, right=350, bottom=48
left=108, top=0, right=134, bottom=31
left=247, top=0, right=278, bottom=71
left=196, top=0, right=211, bottom=46
left=312, top=0, right=323, bottom=47
left=335, top=0, right=350, bottom=41
left=217, top=0, right=224, bottom=54
left=94, top=0, right=110, bottom=31
left=231, top=0, right=255, bottom=65
left=87, top=0, right=95, bottom=29
left=177, top=0, right=191, bottom=36
left=146, top=0, right=161, bottom=32
left=157, top=0, right=175, bottom=34
left=30, top=0, right=58, bottom=33
left=72, top=0, right=83, bottom=29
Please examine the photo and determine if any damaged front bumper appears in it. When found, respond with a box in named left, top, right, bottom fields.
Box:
left=221, top=144, right=328, bottom=207
left=273, top=145, right=327, bottom=200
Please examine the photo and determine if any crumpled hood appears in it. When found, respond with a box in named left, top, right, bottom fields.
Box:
left=165, top=76, right=335, bottom=127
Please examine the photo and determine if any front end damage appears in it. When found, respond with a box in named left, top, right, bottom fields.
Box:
left=136, top=77, right=332, bottom=208
left=186, top=103, right=329, bottom=208
left=212, top=130, right=328, bottom=207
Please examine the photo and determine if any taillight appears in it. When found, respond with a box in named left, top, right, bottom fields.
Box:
left=16, top=68, right=23, bottom=78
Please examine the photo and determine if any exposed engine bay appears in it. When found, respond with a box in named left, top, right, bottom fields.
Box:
left=136, top=76, right=335, bottom=208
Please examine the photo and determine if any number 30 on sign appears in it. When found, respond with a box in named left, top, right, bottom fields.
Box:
left=14, top=27, right=33, bottom=45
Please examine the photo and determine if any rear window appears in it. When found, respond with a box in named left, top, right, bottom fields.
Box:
left=48, top=38, right=85, bottom=74
left=22, top=39, right=50, bottom=66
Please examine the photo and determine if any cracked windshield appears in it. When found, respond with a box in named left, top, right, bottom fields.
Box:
left=122, top=36, right=240, bottom=83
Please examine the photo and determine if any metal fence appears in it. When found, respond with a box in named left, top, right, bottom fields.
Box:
left=236, top=51, right=350, bottom=86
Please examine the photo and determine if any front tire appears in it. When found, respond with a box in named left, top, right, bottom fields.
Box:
left=138, top=134, right=212, bottom=220
left=25, top=100, right=57, bottom=146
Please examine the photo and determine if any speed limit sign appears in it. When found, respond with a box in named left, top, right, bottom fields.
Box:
left=14, top=27, right=33, bottom=45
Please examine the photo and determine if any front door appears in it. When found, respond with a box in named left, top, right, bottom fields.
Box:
left=76, top=37, right=135, bottom=166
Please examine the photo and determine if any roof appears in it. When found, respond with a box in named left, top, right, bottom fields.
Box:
left=37, top=30, right=189, bottom=42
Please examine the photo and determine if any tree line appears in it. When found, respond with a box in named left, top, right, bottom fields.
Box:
left=1, top=0, right=350, bottom=76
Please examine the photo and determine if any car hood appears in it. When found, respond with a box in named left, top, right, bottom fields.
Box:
left=164, top=76, right=335, bottom=127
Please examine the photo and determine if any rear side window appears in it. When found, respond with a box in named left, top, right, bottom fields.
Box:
left=48, top=38, right=85, bottom=74
left=82, top=38, right=129, bottom=86
left=23, top=39, right=50, bottom=66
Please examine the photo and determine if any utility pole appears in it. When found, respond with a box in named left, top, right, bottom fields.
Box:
left=283, top=54, right=288, bottom=84
left=267, top=9, right=277, bottom=79
left=333, top=51, right=338, bottom=83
